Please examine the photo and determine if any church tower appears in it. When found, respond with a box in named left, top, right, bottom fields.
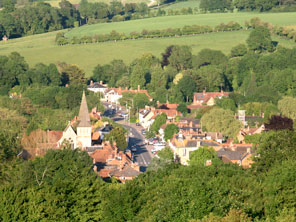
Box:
left=77, top=91, right=92, bottom=148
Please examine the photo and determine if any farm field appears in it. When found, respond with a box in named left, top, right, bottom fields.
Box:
left=65, top=12, right=296, bottom=38
left=1, top=29, right=295, bottom=77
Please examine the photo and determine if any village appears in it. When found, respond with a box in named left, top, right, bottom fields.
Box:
left=17, top=80, right=268, bottom=183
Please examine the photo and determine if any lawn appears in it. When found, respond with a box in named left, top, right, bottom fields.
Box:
left=1, top=29, right=295, bottom=77
left=65, top=12, right=296, bottom=38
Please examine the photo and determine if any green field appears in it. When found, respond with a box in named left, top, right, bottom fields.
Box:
left=65, top=12, right=296, bottom=38
left=158, top=0, right=200, bottom=10
left=1, top=29, right=295, bottom=77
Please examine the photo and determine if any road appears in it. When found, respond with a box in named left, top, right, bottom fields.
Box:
left=102, top=102, right=153, bottom=172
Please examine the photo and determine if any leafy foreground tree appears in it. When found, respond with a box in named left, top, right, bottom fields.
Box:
left=0, top=148, right=105, bottom=221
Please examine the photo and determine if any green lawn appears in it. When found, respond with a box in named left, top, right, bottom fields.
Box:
left=65, top=12, right=296, bottom=38
left=1, top=29, right=295, bottom=77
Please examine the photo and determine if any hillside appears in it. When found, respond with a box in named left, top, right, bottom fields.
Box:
left=0, top=12, right=296, bottom=76
left=65, top=12, right=296, bottom=38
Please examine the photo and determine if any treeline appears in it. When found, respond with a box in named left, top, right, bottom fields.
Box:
left=245, top=17, right=296, bottom=43
left=55, top=21, right=242, bottom=45
left=0, top=0, right=80, bottom=39
left=1, top=129, right=296, bottom=220
left=200, top=0, right=296, bottom=12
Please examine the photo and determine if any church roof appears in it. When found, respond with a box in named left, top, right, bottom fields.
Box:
left=77, top=91, right=91, bottom=127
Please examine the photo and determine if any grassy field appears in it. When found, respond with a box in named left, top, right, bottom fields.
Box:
left=1, top=29, right=295, bottom=77
left=65, top=12, right=296, bottom=38
left=158, top=0, right=200, bottom=10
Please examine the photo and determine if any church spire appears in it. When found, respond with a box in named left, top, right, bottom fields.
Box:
left=77, top=91, right=91, bottom=127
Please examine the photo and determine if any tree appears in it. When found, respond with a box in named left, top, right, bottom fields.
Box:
left=193, top=49, right=228, bottom=69
left=177, top=75, right=196, bottom=102
left=59, top=64, right=86, bottom=86
left=133, top=93, right=149, bottom=109
left=246, top=26, right=274, bottom=53
left=104, top=127, right=127, bottom=151
left=253, top=130, right=296, bottom=173
left=177, top=103, right=188, bottom=116
left=168, top=45, right=192, bottom=71
left=150, top=113, right=167, bottom=134
left=230, top=44, right=248, bottom=57
left=265, top=115, right=293, bottom=131
left=201, top=107, right=242, bottom=138
left=148, top=147, right=174, bottom=171
left=189, top=146, right=221, bottom=166
left=164, top=124, right=179, bottom=141
left=278, top=97, right=296, bottom=121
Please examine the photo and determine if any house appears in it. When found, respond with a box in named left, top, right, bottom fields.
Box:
left=87, top=80, right=108, bottom=94
left=139, top=109, right=154, bottom=129
left=205, top=132, right=224, bottom=143
left=105, top=85, right=153, bottom=104
left=188, top=90, right=230, bottom=110
left=237, top=124, right=265, bottom=143
left=91, top=141, right=140, bottom=183
left=169, top=132, right=220, bottom=165
left=105, top=88, right=122, bottom=103
left=216, top=143, right=254, bottom=168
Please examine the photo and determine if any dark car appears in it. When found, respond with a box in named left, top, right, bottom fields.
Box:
left=136, top=122, right=140, bottom=126
left=141, top=129, right=146, bottom=135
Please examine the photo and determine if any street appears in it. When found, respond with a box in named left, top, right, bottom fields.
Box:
left=102, top=102, right=153, bottom=172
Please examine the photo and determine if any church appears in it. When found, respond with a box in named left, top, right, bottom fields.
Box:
left=58, top=91, right=92, bottom=149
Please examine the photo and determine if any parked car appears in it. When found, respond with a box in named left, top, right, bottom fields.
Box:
left=141, top=129, right=146, bottom=135
left=131, top=146, right=137, bottom=152
left=136, top=122, right=140, bottom=126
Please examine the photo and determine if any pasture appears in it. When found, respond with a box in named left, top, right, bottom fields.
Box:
left=0, top=29, right=295, bottom=77
left=65, top=12, right=296, bottom=38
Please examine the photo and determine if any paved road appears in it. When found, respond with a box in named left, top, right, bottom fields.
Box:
left=101, top=102, right=152, bottom=172
left=120, top=122, right=152, bottom=172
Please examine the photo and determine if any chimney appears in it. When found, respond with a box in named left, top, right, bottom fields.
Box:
left=203, top=89, right=206, bottom=95
left=90, top=80, right=94, bottom=86
left=137, top=85, right=140, bottom=91
left=100, top=80, right=103, bottom=85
